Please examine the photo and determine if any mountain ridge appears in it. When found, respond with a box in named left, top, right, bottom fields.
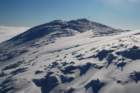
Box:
left=0, top=19, right=124, bottom=48
left=0, top=19, right=125, bottom=62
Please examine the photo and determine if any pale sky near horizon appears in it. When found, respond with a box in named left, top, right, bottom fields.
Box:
left=0, top=0, right=140, bottom=30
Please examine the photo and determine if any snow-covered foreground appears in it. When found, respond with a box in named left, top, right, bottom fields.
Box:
left=0, top=26, right=29, bottom=43
left=0, top=19, right=140, bottom=93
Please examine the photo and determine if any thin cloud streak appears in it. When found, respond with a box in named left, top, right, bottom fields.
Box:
left=100, top=0, right=140, bottom=5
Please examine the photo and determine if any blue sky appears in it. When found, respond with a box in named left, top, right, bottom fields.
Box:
left=0, top=0, right=139, bottom=29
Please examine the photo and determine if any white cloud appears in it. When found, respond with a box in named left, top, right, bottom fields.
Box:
left=127, top=0, right=140, bottom=3
left=0, top=26, right=29, bottom=43
left=100, top=0, right=140, bottom=5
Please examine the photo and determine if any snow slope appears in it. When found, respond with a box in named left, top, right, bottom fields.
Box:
left=0, top=19, right=139, bottom=93
left=0, top=26, right=29, bottom=43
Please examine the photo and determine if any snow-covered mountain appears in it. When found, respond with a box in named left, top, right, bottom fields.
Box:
left=0, top=26, right=29, bottom=43
left=0, top=19, right=140, bottom=93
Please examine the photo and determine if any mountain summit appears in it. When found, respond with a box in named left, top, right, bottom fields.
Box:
left=1, top=19, right=139, bottom=93
left=0, top=19, right=124, bottom=62
left=5, top=19, right=123, bottom=45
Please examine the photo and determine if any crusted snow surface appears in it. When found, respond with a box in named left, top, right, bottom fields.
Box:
left=0, top=25, right=140, bottom=93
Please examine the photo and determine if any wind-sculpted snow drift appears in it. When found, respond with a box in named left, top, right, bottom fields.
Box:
left=0, top=19, right=140, bottom=93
